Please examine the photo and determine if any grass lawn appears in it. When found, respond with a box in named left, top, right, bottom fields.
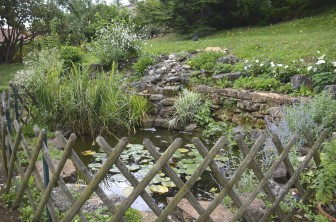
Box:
left=0, top=63, right=24, bottom=91
left=144, top=7, right=336, bottom=63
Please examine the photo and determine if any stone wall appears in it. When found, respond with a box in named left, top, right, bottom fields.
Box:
left=141, top=83, right=299, bottom=131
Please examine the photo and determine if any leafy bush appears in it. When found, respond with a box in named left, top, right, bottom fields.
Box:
left=60, top=46, right=83, bottom=69
left=266, top=91, right=336, bottom=146
left=132, top=55, right=155, bottom=75
left=91, top=19, right=145, bottom=66
left=233, top=76, right=281, bottom=91
left=189, top=52, right=224, bottom=71
left=14, top=48, right=148, bottom=135
left=312, top=72, right=336, bottom=92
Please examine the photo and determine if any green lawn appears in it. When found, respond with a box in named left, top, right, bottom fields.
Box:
left=0, top=63, right=24, bottom=91
left=144, top=7, right=336, bottom=63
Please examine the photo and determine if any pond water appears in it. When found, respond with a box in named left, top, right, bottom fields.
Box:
left=72, top=128, right=226, bottom=211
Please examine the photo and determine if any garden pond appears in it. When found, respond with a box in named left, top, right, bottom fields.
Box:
left=73, top=128, right=236, bottom=211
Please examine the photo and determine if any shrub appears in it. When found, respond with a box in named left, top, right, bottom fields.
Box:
left=132, top=55, right=155, bottom=75
left=91, top=19, right=145, bottom=66
left=14, top=49, right=148, bottom=135
left=266, top=91, right=336, bottom=146
left=189, top=52, right=224, bottom=71
left=60, top=46, right=83, bottom=69
left=233, top=76, right=281, bottom=91
left=312, top=72, right=336, bottom=92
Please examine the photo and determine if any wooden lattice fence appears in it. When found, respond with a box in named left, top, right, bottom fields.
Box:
left=0, top=85, right=330, bottom=222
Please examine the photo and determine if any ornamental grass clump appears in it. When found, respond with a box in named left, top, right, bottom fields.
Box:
left=14, top=48, right=148, bottom=135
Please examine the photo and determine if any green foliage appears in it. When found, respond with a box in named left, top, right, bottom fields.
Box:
left=312, top=72, right=336, bottom=92
left=124, top=208, right=142, bottom=222
left=189, top=52, right=224, bottom=71
left=215, top=77, right=233, bottom=88
left=233, top=76, right=281, bottom=91
left=60, top=46, right=83, bottom=69
left=91, top=19, right=145, bottom=66
left=132, top=55, right=155, bottom=76
left=313, top=139, right=336, bottom=204
left=266, top=91, right=336, bottom=146
left=13, top=48, right=148, bottom=135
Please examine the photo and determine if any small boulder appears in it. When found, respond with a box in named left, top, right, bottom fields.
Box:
left=290, top=74, right=313, bottom=90
left=272, top=162, right=288, bottom=184
left=36, top=159, right=77, bottom=183
left=239, top=193, right=266, bottom=222
left=217, top=55, right=239, bottom=64
left=212, top=72, right=242, bottom=81
left=324, top=85, right=336, bottom=99
left=184, top=123, right=197, bottom=132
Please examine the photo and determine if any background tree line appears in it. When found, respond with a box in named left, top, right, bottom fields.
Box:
left=134, top=0, right=335, bottom=36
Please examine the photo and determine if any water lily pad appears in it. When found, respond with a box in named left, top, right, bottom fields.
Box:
left=122, top=186, right=134, bottom=196
left=173, top=152, right=183, bottom=158
left=181, top=159, right=194, bottom=164
left=162, top=177, right=171, bottom=182
left=149, top=185, right=169, bottom=194
left=178, top=148, right=189, bottom=153
left=185, top=168, right=196, bottom=175
left=93, top=153, right=107, bottom=158
left=81, top=150, right=96, bottom=156
left=109, top=167, right=120, bottom=173
left=111, top=174, right=126, bottom=182
left=162, top=181, right=176, bottom=188
left=128, top=165, right=140, bottom=172
left=185, top=144, right=196, bottom=149
left=88, top=163, right=102, bottom=168
left=151, top=175, right=162, bottom=184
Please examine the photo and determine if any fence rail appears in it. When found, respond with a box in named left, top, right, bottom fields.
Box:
left=0, top=85, right=329, bottom=222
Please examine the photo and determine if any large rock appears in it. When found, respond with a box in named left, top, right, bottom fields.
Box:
left=290, top=74, right=313, bottom=90
left=272, top=162, right=288, bottom=184
left=212, top=72, right=242, bottom=81
left=217, top=55, right=239, bottom=64
left=36, top=159, right=77, bottom=183
left=142, top=116, right=156, bottom=128
left=267, top=179, right=285, bottom=198
left=239, top=193, right=266, bottom=221
left=324, top=85, right=336, bottom=99
left=160, top=97, right=176, bottom=106
left=167, top=197, right=233, bottom=222
left=51, top=184, right=126, bottom=212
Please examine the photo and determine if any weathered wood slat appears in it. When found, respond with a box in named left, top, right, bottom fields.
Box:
left=229, top=133, right=298, bottom=222
left=272, top=134, right=305, bottom=195
left=235, top=134, right=286, bottom=220
left=4, top=123, right=22, bottom=193
left=33, top=133, right=76, bottom=221
left=192, top=137, right=255, bottom=222
left=97, top=137, right=162, bottom=220
left=110, top=138, right=182, bottom=222
left=62, top=137, right=128, bottom=222
left=143, top=138, right=214, bottom=222
left=11, top=129, right=45, bottom=210
left=259, top=128, right=329, bottom=222
left=196, top=135, right=265, bottom=222
left=55, top=132, right=122, bottom=218
left=158, top=136, right=226, bottom=222
left=1, top=117, right=8, bottom=175
left=13, top=122, right=60, bottom=222
left=33, top=128, right=88, bottom=222
left=304, top=129, right=321, bottom=165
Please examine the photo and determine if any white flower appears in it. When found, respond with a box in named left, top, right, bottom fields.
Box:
left=318, top=54, right=325, bottom=60
left=244, top=66, right=248, bottom=71
left=332, top=61, right=336, bottom=67
left=313, top=68, right=317, bottom=72
left=245, top=60, right=249, bottom=63
left=260, top=63, right=264, bottom=67
left=255, top=60, right=260, bottom=63
left=271, top=62, right=275, bottom=67
left=285, top=65, right=289, bottom=69
left=316, top=60, right=325, bottom=65
left=300, top=59, right=304, bottom=62
left=317, top=51, right=320, bottom=54
left=307, top=66, right=313, bottom=71
left=277, top=64, right=283, bottom=67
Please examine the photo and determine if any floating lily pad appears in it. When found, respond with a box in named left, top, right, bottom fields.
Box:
left=122, top=186, right=134, bottom=196
left=151, top=175, right=162, bottom=184
left=178, top=148, right=189, bottom=153
left=149, top=185, right=169, bottom=194
left=162, top=181, right=176, bottom=188
left=81, top=150, right=96, bottom=156
left=88, top=163, right=102, bottom=168
left=111, top=174, right=126, bottom=182
left=93, top=153, right=107, bottom=158
left=173, top=152, right=183, bottom=158
left=185, top=144, right=196, bottom=149
left=216, top=162, right=225, bottom=168
left=128, top=165, right=140, bottom=172
left=109, top=167, right=120, bottom=173
left=181, top=159, right=194, bottom=164
left=185, top=168, right=197, bottom=175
